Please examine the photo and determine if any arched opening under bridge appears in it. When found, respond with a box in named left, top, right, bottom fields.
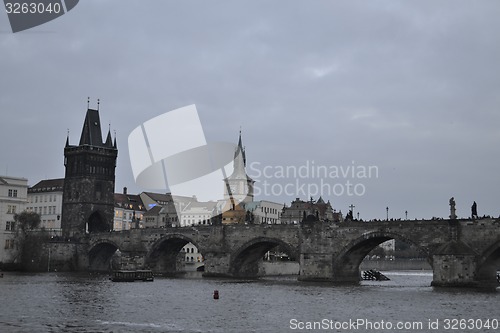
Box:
left=230, top=237, right=298, bottom=278
left=333, top=232, right=432, bottom=284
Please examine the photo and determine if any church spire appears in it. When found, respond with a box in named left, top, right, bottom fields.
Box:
left=234, top=129, right=246, bottom=167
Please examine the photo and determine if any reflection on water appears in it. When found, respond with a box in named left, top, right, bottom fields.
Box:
left=0, top=271, right=498, bottom=332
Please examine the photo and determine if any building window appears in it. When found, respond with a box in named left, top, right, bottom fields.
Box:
left=8, top=189, right=18, bottom=197
left=5, top=221, right=15, bottom=231
left=7, top=205, right=16, bottom=214
left=5, top=239, right=15, bottom=249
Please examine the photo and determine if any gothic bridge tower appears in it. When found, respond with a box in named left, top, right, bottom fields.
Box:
left=61, top=107, right=117, bottom=239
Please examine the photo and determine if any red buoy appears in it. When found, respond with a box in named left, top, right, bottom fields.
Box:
left=213, top=290, right=219, bottom=299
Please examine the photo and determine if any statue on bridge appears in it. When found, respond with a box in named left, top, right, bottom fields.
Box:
left=471, top=201, right=478, bottom=219
left=449, top=197, right=457, bottom=219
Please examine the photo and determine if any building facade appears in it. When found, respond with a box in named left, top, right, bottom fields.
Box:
left=140, top=192, right=183, bottom=228
left=179, top=201, right=216, bottom=227
left=0, top=176, right=28, bottom=266
left=281, top=197, right=341, bottom=224
left=27, top=178, right=64, bottom=234
left=114, top=187, right=146, bottom=230
left=61, top=108, right=117, bottom=238
left=181, top=242, right=204, bottom=271
left=140, top=192, right=216, bottom=228
left=245, top=200, right=283, bottom=224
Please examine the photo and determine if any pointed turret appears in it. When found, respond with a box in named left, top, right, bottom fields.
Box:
left=105, top=128, right=113, bottom=147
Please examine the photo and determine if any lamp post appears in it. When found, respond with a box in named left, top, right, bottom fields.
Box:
left=386, top=207, right=389, bottom=221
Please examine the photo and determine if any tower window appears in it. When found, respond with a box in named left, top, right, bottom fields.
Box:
left=95, top=183, right=102, bottom=200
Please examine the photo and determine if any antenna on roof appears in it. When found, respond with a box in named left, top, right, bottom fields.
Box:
left=87, top=97, right=90, bottom=109
left=97, top=98, right=100, bottom=111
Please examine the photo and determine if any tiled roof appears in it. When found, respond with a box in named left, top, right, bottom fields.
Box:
left=29, top=178, right=64, bottom=192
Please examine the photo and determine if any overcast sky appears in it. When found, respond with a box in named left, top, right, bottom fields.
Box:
left=1, top=0, right=499, bottom=220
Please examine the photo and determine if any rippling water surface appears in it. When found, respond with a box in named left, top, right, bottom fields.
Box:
left=0, top=271, right=498, bottom=332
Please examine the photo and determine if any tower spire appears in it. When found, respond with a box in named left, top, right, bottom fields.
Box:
left=65, top=128, right=70, bottom=147
left=234, top=129, right=246, bottom=167
left=105, top=124, right=113, bottom=147
left=238, top=127, right=242, bottom=149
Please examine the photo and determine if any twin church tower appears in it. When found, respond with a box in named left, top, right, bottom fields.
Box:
left=61, top=106, right=253, bottom=238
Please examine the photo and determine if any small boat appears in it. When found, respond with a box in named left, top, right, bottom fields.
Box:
left=110, top=270, right=154, bottom=282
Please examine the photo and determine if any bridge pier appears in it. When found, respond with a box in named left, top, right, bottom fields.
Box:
left=431, top=239, right=478, bottom=288
left=118, top=251, right=147, bottom=271
left=431, top=253, right=477, bottom=288
left=298, top=253, right=335, bottom=282
left=202, top=252, right=232, bottom=278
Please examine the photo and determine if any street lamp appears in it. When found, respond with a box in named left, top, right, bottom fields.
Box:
left=386, top=207, right=389, bottom=221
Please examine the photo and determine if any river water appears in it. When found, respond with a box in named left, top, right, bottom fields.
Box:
left=0, top=271, right=498, bottom=332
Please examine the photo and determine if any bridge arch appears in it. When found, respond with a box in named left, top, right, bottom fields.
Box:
left=230, top=237, right=299, bottom=278
left=332, top=231, right=432, bottom=283
left=88, top=240, right=121, bottom=271
left=476, top=240, right=500, bottom=287
left=145, top=234, right=203, bottom=274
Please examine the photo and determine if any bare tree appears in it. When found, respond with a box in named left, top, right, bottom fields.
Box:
left=12, top=211, right=41, bottom=263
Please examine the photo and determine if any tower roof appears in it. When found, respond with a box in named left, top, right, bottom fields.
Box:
left=227, top=130, right=252, bottom=182
left=79, top=109, right=110, bottom=147
left=234, top=130, right=246, bottom=165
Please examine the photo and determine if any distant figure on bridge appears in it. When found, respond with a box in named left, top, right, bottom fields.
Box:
left=449, top=197, right=457, bottom=219
left=471, top=201, right=478, bottom=219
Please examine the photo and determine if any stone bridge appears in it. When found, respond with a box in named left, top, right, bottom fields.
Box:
left=56, top=218, right=500, bottom=288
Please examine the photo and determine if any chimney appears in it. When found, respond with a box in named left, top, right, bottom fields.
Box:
left=123, top=187, right=127, bottom=195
